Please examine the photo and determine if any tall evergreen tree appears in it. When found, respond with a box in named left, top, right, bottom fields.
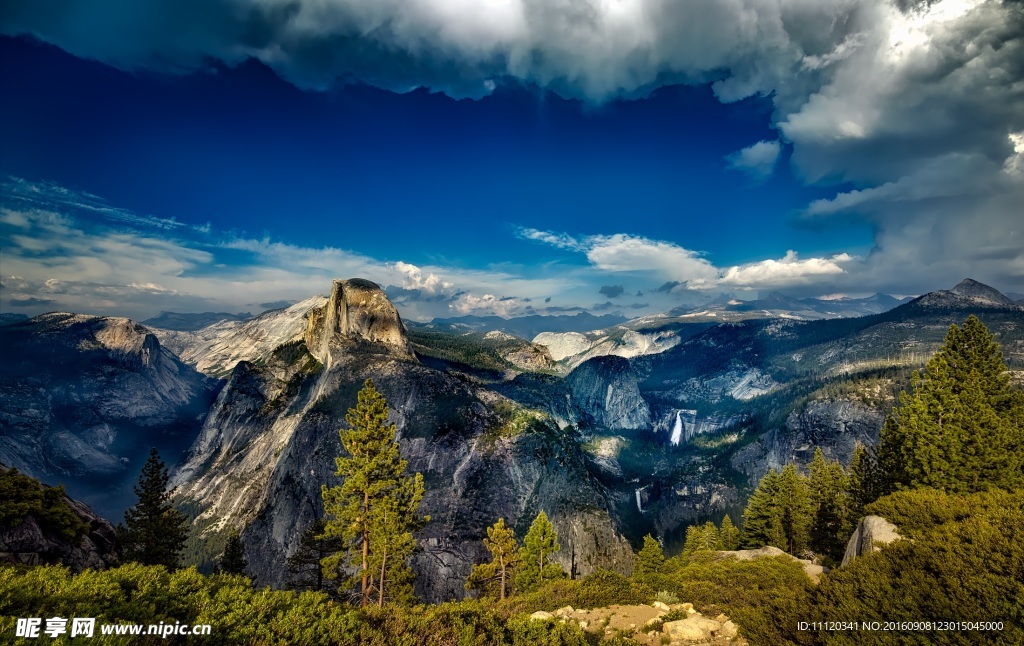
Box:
left=321, top=379, right=428, bottom=606
left=682, top=521, right=722, bottom=558
left=287, top=519, right=343, bottom=593
left=218, top=529, right=249, bottom=576
left=118, top=448, right=189, bottom=568
left=719, top=515, right=741, bottom=551
left=466, top=518, right=520, bottom=600
left=808, top=449, right=849, bottom=561
left=742, top=469, right=784, bottom=549
left=848, top=443, right=883, bottom=520
left=777, top=463, right=813, bottom=555
left=514, top=511, right=564, bottom=592
left=634, top=534, right=666, bottom=580
left=877, top=316, right=1024, bottom=494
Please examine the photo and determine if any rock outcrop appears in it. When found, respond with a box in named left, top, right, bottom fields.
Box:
left=304, top=278, right=412, bottom=364
left=534, top=603, right=744, bottom=645
left=842, top=515, right=902, bottom=566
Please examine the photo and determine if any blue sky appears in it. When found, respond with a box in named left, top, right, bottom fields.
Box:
left=2, top=1, right=1023, bottom=321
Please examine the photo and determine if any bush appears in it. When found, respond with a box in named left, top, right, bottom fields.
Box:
left=657, top=553, right=814, bottom=646
left=0, top=565, right=592, bottom=645
left=498, top=569, right=653, bottom=615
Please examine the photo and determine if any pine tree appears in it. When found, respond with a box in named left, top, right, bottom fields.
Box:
left=321, top=379, right=428, bottom=606
left=877, top=316, right=1024, bottom=494
left=742, top=469, right=784, bottom=549
left=719, top=515, right=741, bottom=550
left=777, top=463, right=812, bottom=555
left=218, top=529, right=249, bottom=576
left=286, top=519, right=343, bottom=593
left=848, top=442, right=882, bottom=521
left=514, top=511, right=564, bottom=592
left=118, top=448, right=189, bottom=568
left=466, top=518, right=520, bottom=599
left=682, top=521, right=722, bottom=558
left=634, top=534, right=666, bottom=580
left=808, top=449, right=849, bottom=561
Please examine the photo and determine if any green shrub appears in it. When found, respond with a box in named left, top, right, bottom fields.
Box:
left=499, top=569, right=652, bottom=615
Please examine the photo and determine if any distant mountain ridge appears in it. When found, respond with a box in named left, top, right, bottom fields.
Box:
left=141, top=310, right=253, bottom=332
left=413, top=312, right=629, bottom=339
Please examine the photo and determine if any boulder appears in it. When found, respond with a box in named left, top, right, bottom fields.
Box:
left=842, top=515, right=902, bottom=566
left=663, top=616, right=722, bottom=641
left=530, top=611, right=554, bottom=621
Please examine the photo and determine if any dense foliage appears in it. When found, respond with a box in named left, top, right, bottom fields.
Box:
left=286, top=519, right=343, bottom=593
left=807, top=488, right=1024, bottom=645
left=877, top=315, right=1024, bottom=493
left=118, top=448, right=189, bottom=568
left=513, top=511, right=566, bottom=593
left=217, top=529, right=248, bottom=576
left=0, top=468, right=87, bottom=542
left=0, top=564, right=590, bottom=646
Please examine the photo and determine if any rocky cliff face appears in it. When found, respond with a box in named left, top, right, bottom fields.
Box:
left=566, top=356, right=652, bottom=431
left=730, top=399, right=885, bottom=483
left=0, top=314, right=215, bottom=520
left=149, top=295, right=328, bottom=378
left=171, top=279, right=634, bottom=602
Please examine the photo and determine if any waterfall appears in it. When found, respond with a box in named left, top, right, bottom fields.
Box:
left=670, top=410, right=683, bottom=446
left=635, top=488, right=643, bottom=512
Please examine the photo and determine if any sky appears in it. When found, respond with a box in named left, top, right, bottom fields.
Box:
left=1, top=0, right=1022, bottom=322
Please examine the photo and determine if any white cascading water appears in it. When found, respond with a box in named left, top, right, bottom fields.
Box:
left=670, top=410, right=683, bottom=446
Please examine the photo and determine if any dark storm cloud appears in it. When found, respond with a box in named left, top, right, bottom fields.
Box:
left=259, top=300, right=294, bottom=310
left=599, top=284, right=625, bottom=298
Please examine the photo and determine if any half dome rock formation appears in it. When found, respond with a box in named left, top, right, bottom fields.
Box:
left=304, top=278, right=413, bottom=364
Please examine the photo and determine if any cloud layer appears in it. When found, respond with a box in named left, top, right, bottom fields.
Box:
left=2, top=0, right=1023, bottom=299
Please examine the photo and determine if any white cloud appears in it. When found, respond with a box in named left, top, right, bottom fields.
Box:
left=392, top=261, right=455, bottom=296
left=450, top=293, right=521, bottom=317
left=718, top=250, right=855, bottom=289
left=522, top=227, right=864, bottom=292
left=5, top=0, right=1024, bottom=300
left=726, top=140, right=781, bottom=179
left=584, top=234, right=719, bottom=285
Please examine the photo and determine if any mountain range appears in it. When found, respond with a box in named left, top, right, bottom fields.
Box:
left=1, top=277, right=1021, bottom=600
